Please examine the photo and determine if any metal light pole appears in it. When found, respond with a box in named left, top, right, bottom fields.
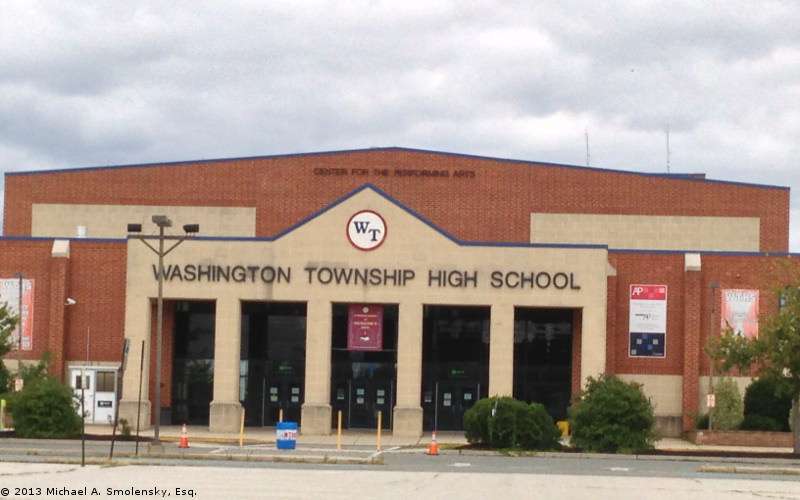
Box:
left=127, top=216, right=199, bottom=449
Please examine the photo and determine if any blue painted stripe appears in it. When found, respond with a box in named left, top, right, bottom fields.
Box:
left=4, top=146, right=789, bottom=190
left=609, top=248, right=800, bottom=257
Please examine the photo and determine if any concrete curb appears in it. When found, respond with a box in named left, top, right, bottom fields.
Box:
left=440, top=448, right=800, bottom=465
left=0, top=451, right=382, bottom=466
left=698, top=465, right=800, bottom=476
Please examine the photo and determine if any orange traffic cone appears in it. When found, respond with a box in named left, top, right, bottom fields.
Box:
left=426, top=431, right=439, bottom=456
left=179, top=423, right=190, bottom=449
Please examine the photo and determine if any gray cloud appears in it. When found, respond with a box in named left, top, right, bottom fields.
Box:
left=1, top=1, right=798, bottom=250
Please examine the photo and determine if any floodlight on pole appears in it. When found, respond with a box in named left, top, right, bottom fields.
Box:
left=127, top=216, right=199, bottom=450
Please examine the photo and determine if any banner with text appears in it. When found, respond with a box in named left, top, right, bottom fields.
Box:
left=347, top=304, right=383, bottom=351
left=0, top=278, right=35, bottom=351
left=721, top=289, right=759, bottom=338
left=629, top=284, right=667, bottom=358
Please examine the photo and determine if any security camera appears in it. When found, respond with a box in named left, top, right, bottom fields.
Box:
left=65, top=297, right=77, bottom=306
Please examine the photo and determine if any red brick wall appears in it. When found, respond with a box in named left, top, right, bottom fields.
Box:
left=0, top=240, right=54, bottom=361
left=699, top=255, right=800, bottom=376
left=64, top=242, right=127, bottom=363
left=4, top=148, right=790, bottom=251
left=608, top=253, right=687, bottom=375
left=609, top=253, right=800, bottom=378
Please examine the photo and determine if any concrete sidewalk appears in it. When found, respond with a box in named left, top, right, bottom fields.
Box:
left=84, top=425, right=796, bottom=455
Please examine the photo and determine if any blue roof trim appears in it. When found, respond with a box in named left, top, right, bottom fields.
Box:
left=165, top=183, right=609, bottom=250
left=609, top=248, right=799, bottom=257
left=0, top=236, right=125, bottom=243
left=4, top=146, right=789, bottom=191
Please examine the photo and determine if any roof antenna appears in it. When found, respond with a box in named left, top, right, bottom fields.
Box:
left=585, top=127, right=590, bottom=167
left=665, top=125, right=671, bottom=174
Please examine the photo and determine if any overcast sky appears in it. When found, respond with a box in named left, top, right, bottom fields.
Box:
left=1, top=1, right=798, bottom=250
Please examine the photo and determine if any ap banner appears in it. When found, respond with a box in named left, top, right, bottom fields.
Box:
left=0, top=278, right=35, bottom=351
left=629, top=284, right=667, bottom=358
left=347, top=304, right=383, bottom=351
left=721, top=289, right=759, bottom=338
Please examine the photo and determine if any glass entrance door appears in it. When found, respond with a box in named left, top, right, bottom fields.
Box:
left=261, top=374, right=303, bottom=425
left=240, top=302, right=307, bottom=427
left=332, top=377, right=393, bottom=429
left=330, top=303, right=398, bottom=430
left=422, top=306, right=490, bottom=431
left=426, top=381, right=480, bottom=431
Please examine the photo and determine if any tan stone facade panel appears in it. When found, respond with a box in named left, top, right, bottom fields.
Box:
left=32, top=204, right=256, bottom=238
left=531, top=213, right=760, bottom=251
left=617, top=374, right=683, bottom=417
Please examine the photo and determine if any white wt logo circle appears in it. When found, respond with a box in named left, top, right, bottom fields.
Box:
left=347, top=210, right=387, bottom=251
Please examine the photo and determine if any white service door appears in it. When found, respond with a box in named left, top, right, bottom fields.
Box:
left=93, top=370, right=117, bottom=424
left=70, top=369, right=95, bottom=422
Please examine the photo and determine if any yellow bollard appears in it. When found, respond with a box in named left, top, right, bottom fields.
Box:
left=0, top=399, right=5, bottom=432
left=376, top=411, right=382, bottom=451
left=337, top=410, right=342, bottom=451
left=239, top=409, right=245, bottom=448
left=279, top=408, right=284, bottom=423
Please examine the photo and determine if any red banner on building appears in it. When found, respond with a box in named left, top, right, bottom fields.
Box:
left=347, top=304, right=383, bottom=351
left=0, top=278, right=35, bottom=351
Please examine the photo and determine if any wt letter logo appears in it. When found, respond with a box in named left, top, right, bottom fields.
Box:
left=347, top=210, right=387, bottom=251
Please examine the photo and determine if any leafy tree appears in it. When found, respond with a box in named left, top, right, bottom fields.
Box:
left=0, top=302, right=18, bottom=394
left=707, top=284, right=800, bottom=454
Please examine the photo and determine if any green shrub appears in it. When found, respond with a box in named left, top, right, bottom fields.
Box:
left=739, top=414, right=783, bottom=431
left=695, top=413, right=709, bottom=430
left=0, top=363, right=10, bottom=395
left=10, top=376, right=81, bottom=438
left=463, top=397, right=493, bottom=444
left=119, top=418, right=132, bottom=438
left=743, top=377, right=792, bottom=432
left=569, top=375, right=655, bottom=453
left=710, top=378, right=743, bottom=430
left=463, top=396, right=560, bottom=450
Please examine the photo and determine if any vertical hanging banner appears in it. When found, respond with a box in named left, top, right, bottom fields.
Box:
left=629, top=284, right=667, bottom=358
left=0, top=278, right=35, bottom=351
left=721, top=289, right=759, bottom=338
left=347, top=304, right=383, bottom=351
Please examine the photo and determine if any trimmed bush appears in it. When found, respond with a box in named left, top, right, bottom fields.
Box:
left=743, top=377, right=792, bottom=432
left=463, top=397, right=560, bottom=450
left=463, top=397, right=493, bottom=444
left=696, top=413, right=709, bottom=430
left=569, top=375, right=655, bottom=453
left=10, top=376, right=81, bottom=438
left=710, top=378, right=743, bottom=431
left=740, top=414, right=783, bottom=432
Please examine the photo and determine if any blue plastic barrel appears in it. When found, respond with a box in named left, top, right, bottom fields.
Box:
left=276, top=421, right=298, bottom=450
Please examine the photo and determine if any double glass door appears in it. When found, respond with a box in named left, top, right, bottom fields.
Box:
left=261, top=375, right=303, bottom=426
left=331, top=377, right=393, bottom=429
left=422, top=380, right=482, bottom=431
